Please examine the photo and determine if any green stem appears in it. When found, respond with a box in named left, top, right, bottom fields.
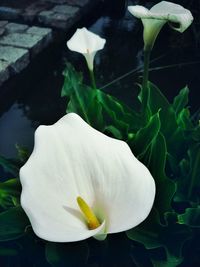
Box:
left=142, top=49, right=151, bottom=112
left=89, top=69, right=97, bottom=89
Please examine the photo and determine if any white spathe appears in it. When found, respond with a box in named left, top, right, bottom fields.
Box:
left=20, top=113, right=155, bottom=242
left=128, top=1, right=193, bottom=50
left=67, top=28, right=106, bottom=71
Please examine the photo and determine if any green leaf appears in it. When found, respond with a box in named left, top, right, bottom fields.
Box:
left=127, top=211, right=192, bottom=263
left=127, top=208, right=162, bottom=249
left=104, top=125, right=123, bottom=139
left=161, top=212, right=192, bottom=257
left=176, top=108, right=193, bottom=131
left=176, top=144, right=200, bottom=202
left=0, top=207, right=30, bottom=241
left=46, top=242, right=89, bottom=267
left=146, top=133, right=176, bottom=215
left=187, top=144, right=200, bottom=200
left=61, top=63, right=83, bottom=97
left=166, top=153, right=179, bottom=178
left=129, top=111, right=161, bottom=156
left=67, top=86, right=104, bottom=131
left=179, top=158, right=190, bottom=177
left=15, top=144, right=30, bottom=163
left=148, top=83, right=191, bottom=162
left=192, top=124, right=200, bottom=141
left=148, top=82, right=170, bottom=114
left=0, top=178, right=21, bottom=196
left=173, top=87, right=189, bottom=116
left=61, top=63, right=104, bottom=130
left=96, top=90, right=143, bottom=136
left=178, top=207, right=200, bottom=227
left=167, top=126, right=188, bottom=161
left=148, top=83, right=185, bottom=139
left=0, top=156, right=20, bottom=176
left=62, top=63, right=143, bottom=137
left=0, top=178, right=21, bottom=209
left=151, top=255, right=183, bottom=267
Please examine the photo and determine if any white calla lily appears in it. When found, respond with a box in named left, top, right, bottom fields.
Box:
left=67, top=27, right=106, bottom=71
left=128, top=1, right=193, bottom=50
left=20, top=113, right=155, bottom=242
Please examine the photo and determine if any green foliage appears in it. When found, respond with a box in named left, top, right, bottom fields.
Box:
left=145, top=133, right=176, bottom=216
left=46, top=242, right=89, bottom=267
left=128, top=111, right=161, bottom=156
left=15, top=144, right=30, bottom=163
left=0, top=156, right=20, bottom=177
left=61, top=64, right=143, bottom=137
left=0, top=207, right=30, bottom=241
left=127, top=210, right=192, bottom=262
left=60, top=63, right=200, bottom=266
left=0, top=145, right=29, bottom=177
left=0, top=178, right=21, bottom=209
left=175, top=144, right=200, bottom=203
left=178, top=207, right=200, bottom=227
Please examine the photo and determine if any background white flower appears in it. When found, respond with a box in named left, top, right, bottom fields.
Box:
left=67, top=28, right=106, bottom=71
left=128, top=1, right=193, bottom=50
left=20, top=113, right=155, bottom=242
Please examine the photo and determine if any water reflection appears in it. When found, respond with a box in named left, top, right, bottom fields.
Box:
left=0, top=104, right=35, bottom=158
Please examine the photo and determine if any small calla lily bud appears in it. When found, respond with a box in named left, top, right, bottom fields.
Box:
left=67, top=27, right=106, bottom=71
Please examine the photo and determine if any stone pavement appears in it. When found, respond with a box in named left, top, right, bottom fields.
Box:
left=0, top=22, right=53, bottom=86
left=0, top=0, right=100, bottom=86
left=0, top=0, right=98, bottom=30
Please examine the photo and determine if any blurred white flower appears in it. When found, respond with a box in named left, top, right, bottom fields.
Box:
left=67, top=27, right=106, bottom=71
left=128, top=1, right=193, bottom=50
left=20, top=113, right=155, bottom=242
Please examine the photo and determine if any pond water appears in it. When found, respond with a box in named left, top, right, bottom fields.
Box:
left=0, top=1, right=199, bottom=157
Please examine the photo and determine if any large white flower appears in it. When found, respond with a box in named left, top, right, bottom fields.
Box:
left=128, top=1, right=193, bottom=50
left=67, top=28, right=106, bottom=71
left=20, top=113, right=155, bottom=242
